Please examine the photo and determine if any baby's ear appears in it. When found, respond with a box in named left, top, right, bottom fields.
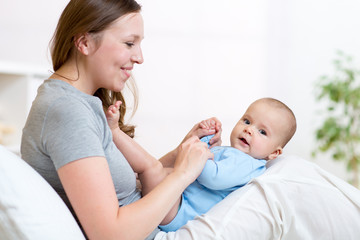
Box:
left=268, top=147, right=283, bottom=160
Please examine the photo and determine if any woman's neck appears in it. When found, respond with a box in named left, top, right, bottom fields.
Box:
left=50, top=60, right=96, bottom=95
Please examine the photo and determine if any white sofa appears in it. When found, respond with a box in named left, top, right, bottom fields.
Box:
left=156, top=154, right=360, bottom=239
left=0, top=145, right=85, bottom=240
left=1, top=144, right=360, bottom=240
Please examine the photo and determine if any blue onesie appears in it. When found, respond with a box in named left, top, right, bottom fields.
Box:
left=159, top=135, right=267, bottom=232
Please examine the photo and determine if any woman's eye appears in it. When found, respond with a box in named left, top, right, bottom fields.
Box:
left=259, top=129, right=267, bottom=135
left=125, top=42, right=134, bottom=47
left=244, top=119, right=250, bottom=124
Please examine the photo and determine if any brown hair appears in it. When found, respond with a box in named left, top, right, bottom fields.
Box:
left=50, top=0, right=141, bottom=137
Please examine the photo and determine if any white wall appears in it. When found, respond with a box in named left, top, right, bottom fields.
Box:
left=264, top=0, right=360, bottom=179
left=1, top=0, right=359, bottom=182
left=0, top=0, right=68, bottom=67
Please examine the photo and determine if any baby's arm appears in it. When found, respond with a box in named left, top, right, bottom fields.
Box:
left=197, top=151, right=266, bottom=190
left=106, top=101, right=122, bottom=131
left=106, top=101, right=166, bottom=183
left=106, top=101, right=168, bottom=191
left=106, top=101, right=155, bottom=171
left=106, top=102, right=179, bottom=224
left=106, top=101, right=151, bottom=172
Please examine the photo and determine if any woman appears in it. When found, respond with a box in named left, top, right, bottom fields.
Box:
left=21, top=0, right=221, bottom=239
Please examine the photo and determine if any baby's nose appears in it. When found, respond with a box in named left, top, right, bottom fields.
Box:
left=244, top=126, right=253, bottom=135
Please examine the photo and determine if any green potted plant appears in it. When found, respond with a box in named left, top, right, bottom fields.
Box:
left=313, top=51, right=360, bottom=188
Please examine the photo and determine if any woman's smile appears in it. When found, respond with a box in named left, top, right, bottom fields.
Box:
left=121, top=67, right=132, bottom=79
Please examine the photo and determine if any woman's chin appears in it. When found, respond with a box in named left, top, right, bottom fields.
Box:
left=113, top=83, right=125, bottom=92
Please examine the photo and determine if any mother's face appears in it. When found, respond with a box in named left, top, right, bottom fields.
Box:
left=87, top=12, right=144, bottom=93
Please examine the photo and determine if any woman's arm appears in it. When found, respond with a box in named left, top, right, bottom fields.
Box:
left=58, top=137, right=212, bottom=240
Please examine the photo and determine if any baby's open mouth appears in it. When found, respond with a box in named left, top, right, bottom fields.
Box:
left=240, top=138, right=249, bottom=145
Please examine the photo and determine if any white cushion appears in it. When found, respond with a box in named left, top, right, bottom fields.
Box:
left=155, top=155, right=360, bottom=239
left=0, top=145, right=85, bottom=240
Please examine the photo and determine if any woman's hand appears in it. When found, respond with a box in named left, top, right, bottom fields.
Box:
left=173, top=136, right=214, bottom=183
left=159, top=117, right=222, bottom=168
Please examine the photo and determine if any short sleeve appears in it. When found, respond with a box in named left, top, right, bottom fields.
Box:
left=42, top=97, right=105, bottom=169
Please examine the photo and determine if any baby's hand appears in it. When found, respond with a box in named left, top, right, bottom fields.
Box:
left=199, top=118, right=222, bottom=148
left=106, top=101, right=121, bottom=130
left=199, top=119, right=216, bottom=133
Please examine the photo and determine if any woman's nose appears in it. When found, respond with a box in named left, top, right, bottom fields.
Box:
left=131, top=55, right=143, bottom=64
left=131, top=48, right=144, bottom=64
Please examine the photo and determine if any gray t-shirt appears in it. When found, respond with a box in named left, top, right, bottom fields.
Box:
left=21, top=79, right=141, bottom=214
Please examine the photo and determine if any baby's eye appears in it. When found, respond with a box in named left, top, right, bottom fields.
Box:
left=259, top=129, right=267, bottom=136
left=243, top=119, right=250, bottom=124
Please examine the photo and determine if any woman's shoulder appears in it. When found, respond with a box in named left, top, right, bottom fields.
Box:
left=24, top=79, right=106, bottom=138
left=34, top=79, right=103, bottom=116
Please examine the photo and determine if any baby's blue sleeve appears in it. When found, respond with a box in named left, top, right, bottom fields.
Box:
left=200, top=134, right=215, bottom=147
left=197, top=147, right=266, bottom=190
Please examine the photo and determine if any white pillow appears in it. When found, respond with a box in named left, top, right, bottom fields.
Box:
left=0, top=145, right=85, bottom=240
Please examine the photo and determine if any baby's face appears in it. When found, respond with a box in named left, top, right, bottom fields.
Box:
left=230, top=100, right=287, bottom=160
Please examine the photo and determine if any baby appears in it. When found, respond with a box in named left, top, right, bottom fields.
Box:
left=107, top=97, right=296, bottom=232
